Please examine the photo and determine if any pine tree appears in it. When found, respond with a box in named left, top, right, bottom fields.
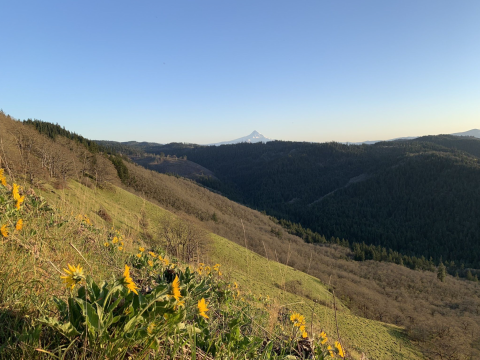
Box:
left=437, top=262, right=446, bottom=282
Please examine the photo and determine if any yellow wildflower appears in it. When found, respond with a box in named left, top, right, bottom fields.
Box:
left=0, top=169, right=7, bottom=186
left=171, top=275, right=181, bottom=301
left=118, top=246, right=123, bottom=251
left=335, top=341, right=344, bottom=358
left=148, top=260, right=154, bottom=267
left=320, top=331, right=328, bottom=344
left=290, top=312, right=305, bottom=326
left=327, top=346, right=334, bottom=357
left=112, top=236, right=119, bottom=244
left=197, top=298, right=209, bottom=319
left=149, top=251, right=156, bottom=257
left=234, top=282, right=238, bottom=289
left=104, top=242, right=109, bottom=247
left=15, top=219, right=23, bottom=231
left=163, top=258, right=170, bottom=266
left=12, top=183, right=20, bottom=201
left=147, top=322, right=155, bottom=334
left=123, top=265, right=139, bottom=295
left=1, top=224, right=8, bottom=238
left=60, top=264, right=84, bottom=290
left=298, top=325, right=308, bottom=338
left=136, top=253, right=142, bottom=258
left=15, top=195, right=25, bottom=210
left=139, top=247, right=145, bottom=252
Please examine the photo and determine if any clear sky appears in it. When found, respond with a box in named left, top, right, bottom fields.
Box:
left=1, top=1, right=479, bottom=144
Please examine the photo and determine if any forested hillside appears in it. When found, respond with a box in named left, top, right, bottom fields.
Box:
left=126, top=138, right=480, bottom=270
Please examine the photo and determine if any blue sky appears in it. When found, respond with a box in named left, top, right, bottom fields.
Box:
left=1, top=1, right=479, bottom=144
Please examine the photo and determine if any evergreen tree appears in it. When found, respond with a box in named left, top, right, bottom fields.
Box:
left=437, top=262, right=446, bottom=282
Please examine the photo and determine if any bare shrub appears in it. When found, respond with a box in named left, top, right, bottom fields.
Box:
left=98, top=207, right=112, bottom=223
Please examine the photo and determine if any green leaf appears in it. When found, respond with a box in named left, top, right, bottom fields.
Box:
left=76, top=299, right=101, bottom=336
left=67, top=297, right=83, bottom=329
left=53, top=297, right=68, bottom=319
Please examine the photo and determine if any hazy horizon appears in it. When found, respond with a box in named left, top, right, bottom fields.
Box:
left=91, top=127, right=478, bottom=146
left=1, top=1, right=479, bottom=144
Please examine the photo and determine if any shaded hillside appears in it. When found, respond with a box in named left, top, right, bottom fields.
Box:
left=414, top=134, right=480, bottom=158
left=131, top=155, right=216, bottom=180
left=137, top=139, right=480, bottom=269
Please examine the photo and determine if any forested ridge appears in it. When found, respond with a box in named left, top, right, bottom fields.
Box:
left=124, top=137, right=480, bottom=270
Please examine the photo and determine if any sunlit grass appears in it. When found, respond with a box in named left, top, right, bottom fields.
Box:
left=0, top=175, right=424, bottom=359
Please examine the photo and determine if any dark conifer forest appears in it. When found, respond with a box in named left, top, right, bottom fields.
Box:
left=117, top=136, right=480, bottom=272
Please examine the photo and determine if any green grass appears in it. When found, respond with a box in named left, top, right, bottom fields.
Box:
left=35, top=180, right=423, bottom=359
left=209, top=235, right=422, bottom=360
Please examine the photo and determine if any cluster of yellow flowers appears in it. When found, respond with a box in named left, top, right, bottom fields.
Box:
left=12, top=183, right=25, bottom=210
left=318, top=330, right=344, bottom=358
left=197, top=263, right=222, bottom=276
left=290, top=312, right=308, bottom=338
left=76, top=214, right=91, bottom=226
left=289, top=313, right=344, bottom=357
left=228, top=281, right=241, bottom=299
left=1, top=219, right=23, bottom=238
left=60, top=263, right=209, bottom=321
left=104, top=234, right=125, bottom=251
left=123, top=264, right=139, bottom=294
left=1, top=175, right=25, bottom=238
left=137, top=248, right=172, bottom=268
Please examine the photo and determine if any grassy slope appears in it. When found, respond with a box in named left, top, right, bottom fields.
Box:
left=39, top=180, right=422, bottom=360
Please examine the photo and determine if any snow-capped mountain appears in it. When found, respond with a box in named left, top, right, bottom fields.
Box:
left=209, top=131, right=272, bottom=146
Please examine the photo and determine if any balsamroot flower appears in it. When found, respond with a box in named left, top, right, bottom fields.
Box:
left=12, top=183, right=20, bottom=201
left=15, top=219, right=23, bottom=231
left=290, top=313, right=305, bottom=325
left=197, top=298, right=209, bottom=319
left=0, top=169, right=7, bottom=186
left=299, top=325, right=308, bottom=338
left=171, top=275, right=181, bottom=301
left=123, top=264, right=139, bottom=295
left=139, top=247, right=145, bottom=252
left=61, top=264, right=85, bottom=289
left=319, top=331, right=328, bottom=344
left=148, top=260, right=154, bottom=267
left=290, top=312, right=307, bottom=338
left=1, top=224, right=8, bottom=238
left=15, top=195, right=25, bottom=210
left=335, top=341, right=345, bottom=358
left=327, top=346, right=334, bottom=357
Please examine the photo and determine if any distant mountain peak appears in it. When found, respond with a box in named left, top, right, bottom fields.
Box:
left=209, top=131, right=272, bottom=146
